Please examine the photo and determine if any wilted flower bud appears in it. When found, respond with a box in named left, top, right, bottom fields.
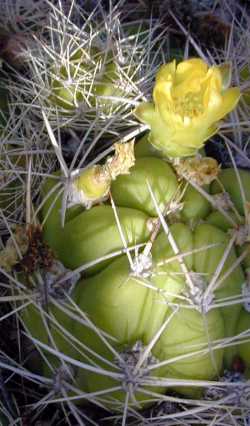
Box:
left=69, top=140, right=135, bottom=209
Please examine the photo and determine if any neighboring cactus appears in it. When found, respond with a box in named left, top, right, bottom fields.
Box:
left=6, top=1, right=165, bottom=139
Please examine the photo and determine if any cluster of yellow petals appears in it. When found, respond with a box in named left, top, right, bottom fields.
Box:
left=135, top=58, right=240, bottom=157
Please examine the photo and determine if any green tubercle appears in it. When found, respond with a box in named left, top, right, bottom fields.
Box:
left=111, top=156, right=178, bottom=216
left=152, top=305, right=224, bottom=397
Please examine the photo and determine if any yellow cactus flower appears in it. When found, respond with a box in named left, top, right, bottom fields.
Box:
left=135, top=58, right=240, bottom=158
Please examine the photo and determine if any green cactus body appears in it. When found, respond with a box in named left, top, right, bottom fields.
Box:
left=20, top=293, right=76, bottom=376
left=31, top=222, right=226, bottom=405
left=41, top=172, right=151, bottom=275
left=180, top=183, right=211, bottom=224
left=193, top=224, right=244, bottom=295
left=206, top=211, right=250, bottom=270
left=69, top=251, right=224, bottom=405
left=116, top=146, right=211, bottom=224
left=210, top=168, right=250, bottom=216
left=143, top=221, right=243, bottom=371
left=206, top=210, right=242, bottom=232
left=193, top=223, right=245, bottom=367
left=41, top=173, right=84, bottom=248
left=208, top=165, right=250, bottom=276
left=20, top=216, right=238, bottom=405
left=71, top=255, right=165, bottom=408
left=134, top=134, right=164, bottom=158
left=22, top=150, right=250, bottom=409
left=147, top=223, right=227, bottom=396
left=237, top=244, right=250, bottom=270
left=44, top=203, right=151, bottom=275
left=49, top=46, right=130, bottom=115
left=111, top=157, right=178, bottom=216
left=144, top=223, right=193, bottom=343
left=58, top=205, right=150, bottom=274
left=74, top=256, right=152, bottom=345
left=152, top=305, right=224, bottom=397
left=49, top=47, right=96, bottom=111
left=93, top=62, right=125, bottom=111
left=50, top=82, right=82, bottom=111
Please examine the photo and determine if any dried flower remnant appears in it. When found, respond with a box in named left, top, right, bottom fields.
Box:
left=175, top=156, right=220, bottom=186
left=135, top=59, right=240, bottom=158
left=19, top=225, right=54, bottom=274
left=104, top=141, right=135, bottom=179
left=0, top=223, right=55, bottom=274
left=68, top=140, right=135, bottom=209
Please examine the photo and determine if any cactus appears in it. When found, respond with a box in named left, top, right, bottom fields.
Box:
left=16, top=154, right=248, bottom=413
left=0, top=1, right=250, bottom=425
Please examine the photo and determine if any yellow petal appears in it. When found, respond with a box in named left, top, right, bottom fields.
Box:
left=174, top=60, right=209, bottom=97
left=202, top=67, right=224, bottom=111
left=220, top=87, right=241, bottom=116
left=173, top=75, right=203, bottom=98
left=207, top=88, right=223, bottom=111
left=153, top=83, right=185, bottom=127
left=153, top=81, right=173, bottom=109
left=175, top=58, right=208, bottom=84
left=148, top=112, right=219, bottom=158
left=207, top=87, right=241, bottom=123
left=208, top=66, right=223, bottom=91
left=156, top=60, right=176, bottom=83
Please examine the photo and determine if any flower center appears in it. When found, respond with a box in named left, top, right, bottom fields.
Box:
left=174, top=92, right=204, bottom=118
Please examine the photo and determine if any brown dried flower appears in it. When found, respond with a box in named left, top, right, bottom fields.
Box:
left=19, top=225, right=54, bottom=274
